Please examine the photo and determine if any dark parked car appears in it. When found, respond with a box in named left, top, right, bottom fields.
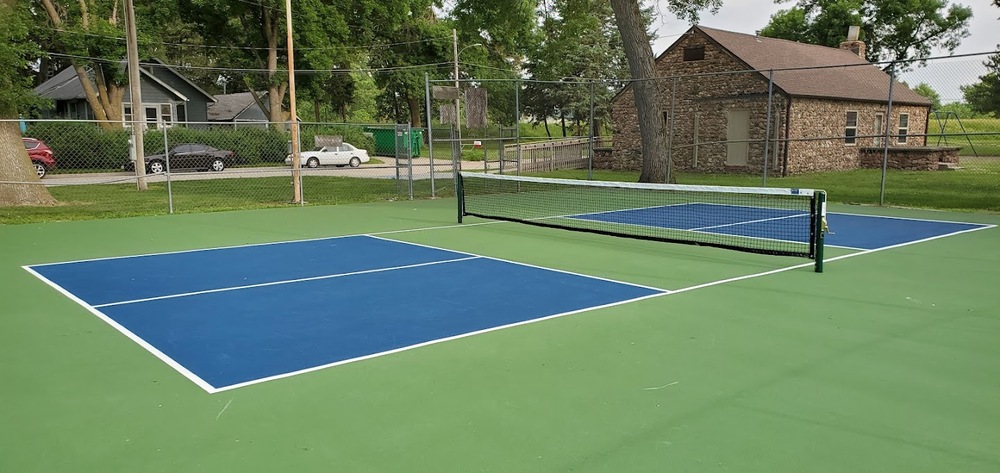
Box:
left=23, top=138, right=56, bottom=178
left=123, top=143, right=235, bottom=173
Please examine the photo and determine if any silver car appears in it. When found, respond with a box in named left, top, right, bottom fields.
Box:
left=285, top=143, right=371, bottom=168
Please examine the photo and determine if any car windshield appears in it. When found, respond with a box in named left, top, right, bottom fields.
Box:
left=23, top=141, right=38, bottom=150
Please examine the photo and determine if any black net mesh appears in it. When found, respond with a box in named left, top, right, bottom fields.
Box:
left=460, top=173, right=821, bottom=258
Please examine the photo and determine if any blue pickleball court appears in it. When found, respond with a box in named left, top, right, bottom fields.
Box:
left=26, top=236, right=663, bottom=392
left=570, top=203, right=988, bottom=250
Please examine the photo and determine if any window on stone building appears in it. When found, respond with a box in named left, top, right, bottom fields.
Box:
left=897, top=113, right=909, bottom=144
left=683, top=46, right=705, bottom=61
left=844, top=111, right=858, bottom=145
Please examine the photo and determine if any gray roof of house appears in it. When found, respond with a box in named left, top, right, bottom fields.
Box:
left=691, top=26, right=930, bottom=106
left=34, top=66, right=85, bottom=101
left=146, top=58, right=216, bottom=103
left=207, top=92, right=267, bottom=121
left=34, top=60, right=217, bottom=103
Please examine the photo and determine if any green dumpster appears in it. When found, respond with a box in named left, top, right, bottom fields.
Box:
left=364, top=127, right=423, bottom=157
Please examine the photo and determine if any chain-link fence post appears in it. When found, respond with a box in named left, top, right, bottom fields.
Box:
left=162, top=126, right=173, bottom=213
left=666, top=77, right=678, bottom=184
left=588, top=80, right=595, bottom=180
left=879, top=63, right=897, bottom=206
left=424, top=73, right=435, bottom=197
left=515, top=80, right=522, bottom=176
left=762, top=70, right=775, bottom=187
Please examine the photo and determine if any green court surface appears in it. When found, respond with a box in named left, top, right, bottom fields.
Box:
left=2, top=198, right=999, bottom=472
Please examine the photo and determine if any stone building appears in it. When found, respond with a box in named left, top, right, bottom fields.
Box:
left=610, top=26, right=932, bottom=175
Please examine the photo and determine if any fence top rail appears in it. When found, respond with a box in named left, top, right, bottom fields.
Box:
left=503, top=137, right=591, bottom=151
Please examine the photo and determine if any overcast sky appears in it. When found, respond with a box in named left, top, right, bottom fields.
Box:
left=649, top=0, right=1000, bottom=102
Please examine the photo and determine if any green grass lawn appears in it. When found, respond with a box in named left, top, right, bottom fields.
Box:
left=926, top=117, right=1000, bottom=156
left=0, top=176, right=454, bottom=224
left=4, top=158, right=997, bottom=224
left=535, top=166, right=1000, bottom=212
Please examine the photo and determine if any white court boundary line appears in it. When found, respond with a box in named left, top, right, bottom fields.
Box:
left=219, top=220, right=996, bottom=393
left=22, top=265, right=218, bottom=393
left=93, top=256, right=481, bottom=308
left=20, top=214, right=997, bottom=394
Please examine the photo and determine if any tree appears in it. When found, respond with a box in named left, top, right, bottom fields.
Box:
left=0, top=0, right=57, bottom=205
left=368, top=4, right=451, bottom=126
left=959, top=0, right=1000, bottom=116
left=35, top=0, right=130, bottom=128
left=451, top=0, right=540, bottom=127
left=610, top=0, right=721, bottom=183
left=912, top=82, right=942, bottom=109
left=759, top=0, right=973, bottom=67
left=611, top=0, right=669, bottom=183
left=525, top=0, right=628, bottom=138
left=961, top=54, right=1000, bottom=117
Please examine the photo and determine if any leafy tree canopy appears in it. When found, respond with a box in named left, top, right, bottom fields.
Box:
left=961, top=54, right=1000, bottom=116
left=759, top=0, right=973, bottom=67
left=911, top=82, right=942, bottom=109
left=0, top=1, right=44, bottom=117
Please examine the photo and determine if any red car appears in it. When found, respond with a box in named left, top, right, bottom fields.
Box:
left=23, top=138, right=56, bottom=178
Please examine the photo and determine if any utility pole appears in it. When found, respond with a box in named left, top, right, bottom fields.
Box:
left=452, top=29, right=461, bottom=165
left=125, top=0, right=147, bottom=190
left=286, top=0, right=302, bottom=204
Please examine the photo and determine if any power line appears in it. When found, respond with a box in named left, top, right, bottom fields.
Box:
left=42, top=27, right=452, bottom=52
left=46, top=52, right=457, bottom=74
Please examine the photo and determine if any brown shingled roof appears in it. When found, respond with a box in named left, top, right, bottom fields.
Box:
left=694, top=26, right=931, bottom=106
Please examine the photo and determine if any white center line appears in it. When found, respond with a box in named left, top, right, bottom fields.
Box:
left=93, top=256, right=480, bottom=308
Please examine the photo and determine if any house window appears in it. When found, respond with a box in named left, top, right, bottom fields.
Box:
left=874, top=113, right=884, bottom=146
left=897, top=113, right=909, bottom=144
left=123, top=104, right=133, bottom=126
left=176, top=104, right=187, bottom=124
left=845, top=111, right=858, bottom=145
left=160, top=104, right=173, bottom=126
left=683, top=46, right=705, bottom=61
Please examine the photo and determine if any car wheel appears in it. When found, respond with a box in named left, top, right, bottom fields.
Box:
left=349, top=157, right=361, bottom=167
left=307, top=157, right=320, bottom=168
left=32, top=162, right=46, bottom=178
left=148, top=160, right=166, bottom=174
left=210, top=158, right=226, bottom=172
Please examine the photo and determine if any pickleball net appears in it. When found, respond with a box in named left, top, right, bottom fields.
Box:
left=457, top=172, right=826, bottom=272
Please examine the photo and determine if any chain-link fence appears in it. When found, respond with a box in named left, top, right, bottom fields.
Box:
left=4, top=51, right=998, bottom=219
left=628, top=52, right=1000, bottom=210
left=3, top=119, right=451, bottom=215
left=426, top=52, right=998, bottom=211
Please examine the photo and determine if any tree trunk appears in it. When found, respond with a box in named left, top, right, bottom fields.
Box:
left=406, top=95, right=422, bottom=128
left=40, top=0, right=123, bottom=129
left=263, top=7, right=286, bottom=125
left=0, top=121, right=57, bottom=206
left=610, top=0, right=672, bottom=183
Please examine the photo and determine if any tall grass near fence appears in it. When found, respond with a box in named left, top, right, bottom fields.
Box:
left=926, top=117, right=1000, bottom=156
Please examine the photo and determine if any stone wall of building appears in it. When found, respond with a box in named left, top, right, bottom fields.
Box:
left=785, top=98, right=930, bottom=174
left=611, top=30, right=932, bottom=175
left=611, top=32, right=788, bottom=173
left=858, top=147, right=960, bottom=170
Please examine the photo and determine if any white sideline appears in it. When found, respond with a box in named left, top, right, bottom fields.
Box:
left=21, top=215, right=996, bottom=394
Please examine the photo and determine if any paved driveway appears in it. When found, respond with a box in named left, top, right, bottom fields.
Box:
left=41, top=157, right=496, bottom=186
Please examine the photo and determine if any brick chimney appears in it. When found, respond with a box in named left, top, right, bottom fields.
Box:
left=839, top=25, right=866, bottom=60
